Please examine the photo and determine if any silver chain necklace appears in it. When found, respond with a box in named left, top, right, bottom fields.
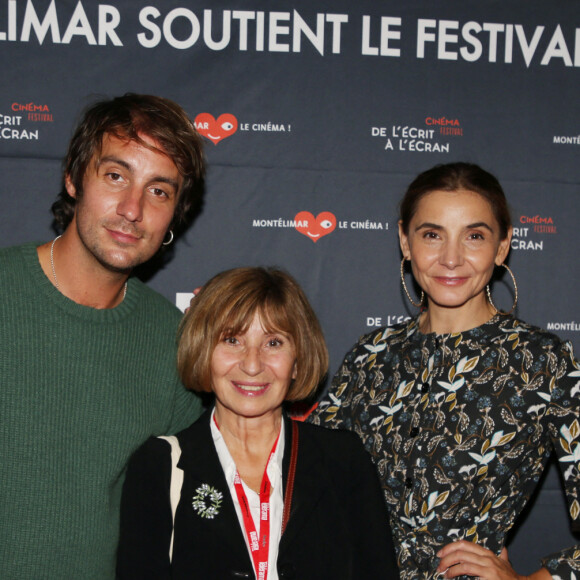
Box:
left=50, top=235, right=127, bottom=300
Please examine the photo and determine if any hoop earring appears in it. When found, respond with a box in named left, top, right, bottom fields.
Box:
left=400, top=258, right=424, bottom=308
left=162, top=230, right=174, bottom=246
left=486, top=263, right=518, bottom=314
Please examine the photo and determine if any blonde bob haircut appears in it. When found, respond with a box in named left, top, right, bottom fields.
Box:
left=177, top=267, right=329, bottom=401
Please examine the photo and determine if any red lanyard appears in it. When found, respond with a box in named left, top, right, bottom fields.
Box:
left=214, top=415, right=280, bottom=580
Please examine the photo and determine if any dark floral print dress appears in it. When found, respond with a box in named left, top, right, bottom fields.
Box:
left=309, top=314, right=580, bottom=579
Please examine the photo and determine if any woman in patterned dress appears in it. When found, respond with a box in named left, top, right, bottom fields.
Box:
left=309, top=163, right=580, bottom=580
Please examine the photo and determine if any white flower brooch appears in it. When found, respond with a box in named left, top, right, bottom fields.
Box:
left=192, top=483, right=223, bottom=519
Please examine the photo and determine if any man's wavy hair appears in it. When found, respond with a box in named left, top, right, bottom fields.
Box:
left=51, top=93, right=205, bottom=235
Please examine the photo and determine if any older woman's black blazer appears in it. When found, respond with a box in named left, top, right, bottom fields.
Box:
left=117, top=410, right=398, bottom=579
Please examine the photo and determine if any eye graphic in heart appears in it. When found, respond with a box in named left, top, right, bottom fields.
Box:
left=194, top=113, right=238, bottom=145
left=295, top=211, right=337, bottom=243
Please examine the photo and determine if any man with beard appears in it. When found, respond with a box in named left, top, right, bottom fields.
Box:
left=0, top=94, right=205, bottom=578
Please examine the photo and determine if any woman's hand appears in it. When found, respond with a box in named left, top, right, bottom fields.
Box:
left=436, top=541, right=550, bottom=580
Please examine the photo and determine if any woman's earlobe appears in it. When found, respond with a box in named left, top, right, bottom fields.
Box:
left=496, top=237, right=512, bottom=265
left=398, top=222, right=412, bottom=259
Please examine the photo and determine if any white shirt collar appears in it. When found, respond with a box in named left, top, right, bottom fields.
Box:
left=209, top=408, right=285, bottom=580
left=210, top=407, right=285, bottom=486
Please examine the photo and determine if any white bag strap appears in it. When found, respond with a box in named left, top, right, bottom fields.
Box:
left=157, top=435, right=184, bottom=563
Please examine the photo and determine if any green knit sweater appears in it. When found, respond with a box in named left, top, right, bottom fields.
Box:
left=0, top=243, right=203, bottom=579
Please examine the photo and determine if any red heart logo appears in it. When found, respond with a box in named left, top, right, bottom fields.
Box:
left=295, top=211, right=337, bottom=243
left=194, top=113, right=238, bottom=145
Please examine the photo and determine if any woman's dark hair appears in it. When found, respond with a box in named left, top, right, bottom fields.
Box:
left=399, top=162, right=511, bottom=239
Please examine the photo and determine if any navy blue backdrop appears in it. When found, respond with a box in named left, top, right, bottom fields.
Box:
left=1, top=1, right=578, bottom=573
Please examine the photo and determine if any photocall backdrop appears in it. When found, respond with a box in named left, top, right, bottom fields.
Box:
left=1, top=0, right=578, bottom=573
